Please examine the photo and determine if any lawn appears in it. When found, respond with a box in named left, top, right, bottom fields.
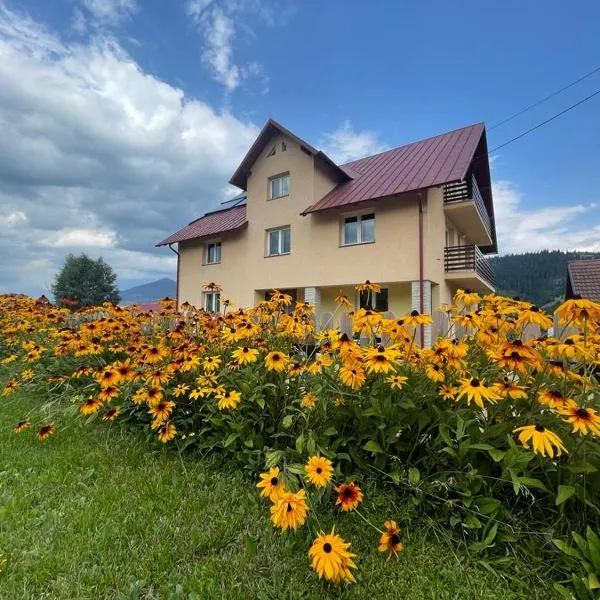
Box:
left=0, top=390, right=557, bottom=599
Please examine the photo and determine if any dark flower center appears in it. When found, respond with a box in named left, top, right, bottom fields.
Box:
left=565, top=339, right=574, bottom=345
left=391, top=534, right=401, bottom=545
left=343, top=487, right=354, bottom=498
left=531, top=306, right=540, bottom=312
left=242, top=347, right=249, bottom=353
left=576, top=408, right=589, bottom=419
left=316, top=467, right=322, bottom=474
left=340, top=333, right=349, bottom=342
left=411, top=310, right=419, bottom=317
left=535, top=425, right=545, bottom=432
left=270, top=477, right=279, bottom=486
left=272, top=354, right=280, bottom=361
left=510, top=351, right=521, bottom=359
left=286, top=503, right=293, bottom=512
left=323, top=543, right=332, bottom=553
left=470, top=378, right=481, bottom=387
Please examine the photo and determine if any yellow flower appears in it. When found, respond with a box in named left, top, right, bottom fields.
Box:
left=513, top=425, right=567, bottom=458
left=81, top=398, right=103, bottom=415
left=305, top=455, right=333, bottom=488
left=386, top=374, right=408, bottom=390
left=270, top=489, right=308, bottom=531
left=37, top=423, right=55, bottom=441
left=265, top=351, right=289, bottom=372
left=363, top=345, right=397, bottom=374
left=102, top=407, right=121, bottom=421
left=425, top=364, right=445, bottom=383
left=202, top=355, right=221, bottom=372
left=355, top=280, right=381, bottom=293
left=339, top=365, right=366, bottom=390
left=232, top=346, right=259, bottom=365
left=302, top=393, right=317, bottom=408
left=13, top=419, right=31, bottom=433
left=216, top=389, right=242, bottom=410
left=334, top=294, right=352, bottom=308
left=309, top=527, right=358, bottom=584
left=559, top=405, right=600, bottom=436
left=256, top=466, right=286, bottom=500
left=335, top=482, right=364, bottom=512
left=148, top=400, right=175, bottom=423
left=456, top=377, right=500, bottom=409
left=172, top=384, right=189, bottom=398
left=378, top=520, right=404, bottom=557
left=157, top=421, right=177, bottom=443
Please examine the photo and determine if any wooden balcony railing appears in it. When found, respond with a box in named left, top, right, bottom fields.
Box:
left=443, top=175, right=492, bottom=239
left=444, top=245, right=495, bottom=287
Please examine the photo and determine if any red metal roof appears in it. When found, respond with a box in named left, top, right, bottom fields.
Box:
left=567, top=259, right=600, bottom=302
left=156, top=204, right=247, bottom=246
left=302, top=123, right=485, bottom=214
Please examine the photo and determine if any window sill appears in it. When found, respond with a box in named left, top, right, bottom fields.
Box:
left=265, top=252, right=291, bottom=258
left=268, top=194, right=290, bottom=201
left=340, top=240, right=376, bottom=248
left=202, top=262, right=221, bottom=266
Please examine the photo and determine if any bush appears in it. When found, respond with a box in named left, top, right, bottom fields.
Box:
left=1, top=285, right=599, bottom=589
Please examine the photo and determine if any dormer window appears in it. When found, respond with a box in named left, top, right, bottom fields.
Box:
left=267, top=145, right=276, bottom=157
left=269, top=173, right=289, bottom=199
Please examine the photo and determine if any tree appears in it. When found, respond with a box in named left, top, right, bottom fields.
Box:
left=52, top=253, right=121, bottom=309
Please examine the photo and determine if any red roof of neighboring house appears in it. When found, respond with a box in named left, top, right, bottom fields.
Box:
left=156, top=204, right=247, bottom=247
left=567, top=259, right=600, bottom=302
left=302, top=123, right=485, bottom=214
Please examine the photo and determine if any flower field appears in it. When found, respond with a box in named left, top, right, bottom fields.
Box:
left=1, top=285, right=599, bottom=595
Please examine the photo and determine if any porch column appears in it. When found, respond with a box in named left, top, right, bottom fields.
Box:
left=303, top=287, right=321, bottom=329
left=411, top=280, right=432, bottom=348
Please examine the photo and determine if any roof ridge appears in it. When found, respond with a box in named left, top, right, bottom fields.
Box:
left=341, top=122, right=485, bottom=168
left=188, top=202, right=245, bottom=225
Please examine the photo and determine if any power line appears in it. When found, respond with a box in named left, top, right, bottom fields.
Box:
left=489, top=64, right=600, bottom=130
left=489, top=87, right=600, bottom=153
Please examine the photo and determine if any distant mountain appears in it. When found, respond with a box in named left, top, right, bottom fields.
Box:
left=490, top=250, right=600, bottom=311
left=120, top=278, right=176, bottom=305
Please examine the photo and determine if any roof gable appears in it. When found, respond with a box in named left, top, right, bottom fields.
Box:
left=567, top=259, right=600, bottom=301
left=302, top=123, right=485, bottom=214
left=229, top=118, right=350, bottom=190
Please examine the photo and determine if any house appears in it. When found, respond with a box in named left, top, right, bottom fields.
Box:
left=566, top=259, right=600, bottom=302
left=157, top=119, right=497, bottom=344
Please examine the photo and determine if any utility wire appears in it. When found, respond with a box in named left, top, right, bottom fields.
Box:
left=489, top=87, right=600, bottom=153
left=489, top=64, right=600, bottom=130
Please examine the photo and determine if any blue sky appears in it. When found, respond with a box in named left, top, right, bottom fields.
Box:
left=1, top=0, right=599, bottom=295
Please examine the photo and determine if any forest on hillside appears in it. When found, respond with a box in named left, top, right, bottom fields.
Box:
left=490, top=250, right=600, bottom=310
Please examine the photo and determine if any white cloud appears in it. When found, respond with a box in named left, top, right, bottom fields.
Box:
left=492, top=180, right=600, bottom=254
left=79, top=0, right=137, bottom=27
left=201, top=8, right=240, bottom=92
left=320, top=121, right=387, bottom=164
left=0, top=2, right=259, bottom=295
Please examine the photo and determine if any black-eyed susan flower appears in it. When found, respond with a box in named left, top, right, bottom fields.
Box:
left=378, top=520, right=404, bottom=557
left=355, top=280, right=381, bottom=294
left=148, top=400, right=175, bottom=423
left=172, top=384, right=189, bottom=398
left=37, top=423, right=55, bottom=441
left=455, top=289, right=481, bottom=307
left=98, top=385, right=120, bottom=403
left=456, top=377, right=500, bottom=409
left=270, top=489, right=308, bottom=531
left=202, top=355, right=221, bottom=372
left=538, top=390, right=575, bottom=410
left=425, top=364, right=445, bottom=382
left=555, top=297, right=600, bottom=326
left=302, top=393, right=317, bottom=408
left=492, top=378, right=528, bottom=400
left=559, top=405, right=600, bottom=436
left=81, top=397, right=103, bottom=415
left=363, top=345, right=397, bottom=374
left=513, top=425, right=567, bottom=458
left=305, top=455, right=333, bottom=488
left=439, top=384, right=457, bottom=401
left=335, top=482, right=363, bottom=512
left=339, top=365, right=366, bottom=390
left=386, top=374, right=408, bottom=390
left=334, top=294, right=352, bottom=308
left=287, top=361, right=304, bottom=377
left=216, top=389, right=241, bottom=410
left=265, top=351, right=289, bottom=372
left=145, top=386, right=163, bottom=407
left=157, top=421, right=176, bottom=443
left=1, top=379, right=19, bottom=396
left=256, top=466, right=286, bottom=500
left=13, top=419, right=31, bottom=433
left=95, top=368, right=120, bottom=388
left=403, top=310, right=433, bottom=327
left=232, top=346, right=259, bottom=365
left=309, top=527, right=358, bottom=584
left=102, top=407, right=121, bottom=421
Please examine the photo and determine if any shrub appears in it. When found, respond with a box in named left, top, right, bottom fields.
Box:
left=1, top=285, right=599, bottom=588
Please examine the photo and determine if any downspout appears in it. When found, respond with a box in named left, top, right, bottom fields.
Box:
left=168, top=243, right=180, bottom=310
left=418, top=192, right=425, bottom=347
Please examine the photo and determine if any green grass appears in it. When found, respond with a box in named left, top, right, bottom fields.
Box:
left=0, top=390, right=558, bottom=599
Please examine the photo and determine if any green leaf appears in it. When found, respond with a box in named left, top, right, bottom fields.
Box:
left=488, top=448, right=506, bottom=463
left=517, top=477, right=548, bottom=492
left=281, top=415, right=293, bottom=430
left=468, top=443, right=494, bottom=451
left=588, top=573, right=600, bottom=590
left=556, top=485, right=576, bottom=506
left=463, top=515, right=482, bottom=529
left=553, top=539, right=584, bottom=561
left=363, top=440, right=383, bottom=454
left=223, top=433, right=238, bottom=447
left=321, top=427, right=338, bottom=436
left=287, top=463, right=305, bottom=476
left=408, top=467, right=421, bottom=485
left=265, top=450, right=284, bottom=468
left=586, top=526, right=600, bottom=573
left=295, top=433, right=305, bottom=454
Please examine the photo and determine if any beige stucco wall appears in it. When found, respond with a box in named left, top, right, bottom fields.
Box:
left=177, top=131, right=455, bottom=311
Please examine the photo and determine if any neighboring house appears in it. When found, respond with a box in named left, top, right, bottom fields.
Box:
left=566, top=259, right=600, bottom=302
left=157, top=119, right=497, bottom=343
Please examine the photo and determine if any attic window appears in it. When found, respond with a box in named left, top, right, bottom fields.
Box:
left=267, top=145, right=276, bottom=157
left=281, top=141, right=287, bottom=152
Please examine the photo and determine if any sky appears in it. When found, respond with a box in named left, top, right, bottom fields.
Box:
left=1, top=0, right=599, bottom=296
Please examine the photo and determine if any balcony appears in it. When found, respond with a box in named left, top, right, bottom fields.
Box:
left=443, top=175, right=493, bottom=247
left=444, top=245, right=495, bottom=292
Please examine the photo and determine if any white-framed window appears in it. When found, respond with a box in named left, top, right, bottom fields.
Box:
left=267, top=226, right=291, bottom=256
left=204, top=291, right=220, bottom=312
left=358, top=287, right=388, bottom=312
left=205, top=241, right=221, bottom=264
left=342, top=213, right=375, bottom=245
left=269, top=173, right=289, bottom=199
